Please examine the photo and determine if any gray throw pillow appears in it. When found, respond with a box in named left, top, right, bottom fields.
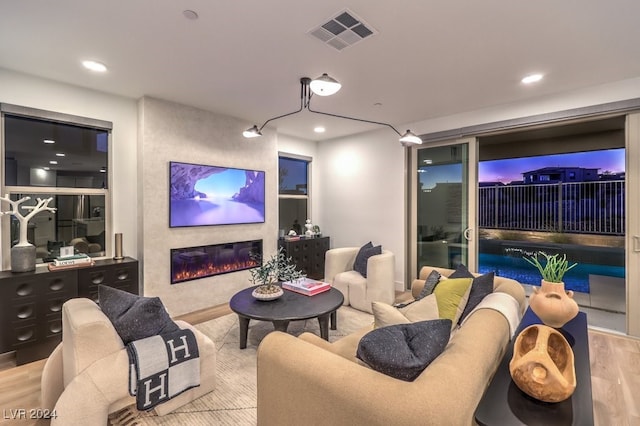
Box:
left=98, top=285, right=179, bottom=345
left=353, top=242, right=382, bottom=278
left=356, top=319, right=451, bottom=382
left=448, top=264, right=495, bottom=324
left=415, top=270, right=441, bottom=300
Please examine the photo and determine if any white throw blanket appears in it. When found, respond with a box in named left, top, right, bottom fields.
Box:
left=127, top=328, right=201, bottom=411
left=460, top=292, right=521, bottom=338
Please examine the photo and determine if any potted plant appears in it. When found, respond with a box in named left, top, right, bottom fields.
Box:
left=249, top=247, right=305, bottom=300
left=524, top=251, right=577, bottom=283
left=524, top=251, right=579, bottom=328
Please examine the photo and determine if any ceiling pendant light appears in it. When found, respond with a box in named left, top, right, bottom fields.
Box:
left=243, top=74, right=420, bottom=147
left=242, top=125, right=262, bottom=138
left=399, top=130, right=422, bottom=146
left=309, top=73, right=342, bottom=96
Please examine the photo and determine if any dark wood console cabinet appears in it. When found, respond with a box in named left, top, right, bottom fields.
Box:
left=0, top=257, right=138, bottom=365
left=278, top=236, right=330, bottom=280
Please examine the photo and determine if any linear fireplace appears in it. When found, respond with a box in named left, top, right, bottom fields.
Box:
left=171, top=239, right=262, bottom=284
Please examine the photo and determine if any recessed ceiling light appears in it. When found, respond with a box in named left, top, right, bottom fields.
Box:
left=314, top=126, right=326, bottom=133
left=43, top=167, right=50, bottom=171
left=49, top=160, right=58, bottom=165
left=521, top=73, right=543, bottom=84
left=43, top=139, right=55, bottom=144
left=82, top=60, right=108, bottom=72
left=55, top=153, right=65, bottom=157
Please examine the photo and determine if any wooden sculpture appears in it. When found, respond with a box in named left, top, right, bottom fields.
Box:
left=509, top=324, right=576, bottom=403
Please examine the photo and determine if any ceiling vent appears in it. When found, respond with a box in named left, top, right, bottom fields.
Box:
left=308, top=9, right=377, bottom=51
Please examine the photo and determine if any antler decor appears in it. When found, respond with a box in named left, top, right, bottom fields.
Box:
left=0, top=194, right=56, bottom=246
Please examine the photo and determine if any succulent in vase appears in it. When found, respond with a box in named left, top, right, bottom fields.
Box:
left=524, top=251, right=577, bottom=283
left=524, top=251, right=579, bottom=328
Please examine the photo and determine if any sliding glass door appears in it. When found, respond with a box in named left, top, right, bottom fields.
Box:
left=409, top=138, right=477, bottom=278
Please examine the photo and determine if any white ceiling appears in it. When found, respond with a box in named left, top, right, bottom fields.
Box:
left=2, top=1, right=640, bottom=141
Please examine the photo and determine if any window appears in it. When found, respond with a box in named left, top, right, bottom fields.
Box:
left=278, top=155, right=310, bottom=236
left=1, top=104, right=111, bottom=267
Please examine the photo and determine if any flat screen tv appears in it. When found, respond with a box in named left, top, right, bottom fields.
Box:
left=169, top=161, right=265, bottom=227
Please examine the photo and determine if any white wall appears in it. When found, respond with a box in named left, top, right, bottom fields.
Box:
left=0, top=68, right=139, bottom=260
left=317, top=130, right=406, bottom=289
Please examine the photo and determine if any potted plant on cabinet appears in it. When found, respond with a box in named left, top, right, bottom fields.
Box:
left=249, top=247, right=305, bottom=300
left=524, top=251, right=579, bottom=328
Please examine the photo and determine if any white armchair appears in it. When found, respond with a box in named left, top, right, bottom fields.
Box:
left=324, top=247, right=395, bottom=314
left=41, top=298, right=216, bottom=425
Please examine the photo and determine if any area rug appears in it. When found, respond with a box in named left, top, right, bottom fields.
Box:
left=109, top=306, right=373, bottom=426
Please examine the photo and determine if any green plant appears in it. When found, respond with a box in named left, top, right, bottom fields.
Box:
left=249, top=246, right=304, bottom=287
left=524, top=251, right=577, bottom=283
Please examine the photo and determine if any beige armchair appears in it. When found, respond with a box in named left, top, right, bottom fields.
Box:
left=41, top=298, right=216, bottom=425
left=324, top=247, right=395, bottom=314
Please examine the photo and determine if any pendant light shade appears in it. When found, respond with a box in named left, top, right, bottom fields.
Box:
left=309, top=73, right=342, bottom=96
left=242, top=125, right=262, bottom=138
left=399, top=130, right=422, bottom=146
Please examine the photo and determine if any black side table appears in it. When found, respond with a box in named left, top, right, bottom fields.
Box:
left=474, top=308, right=594, bottom=426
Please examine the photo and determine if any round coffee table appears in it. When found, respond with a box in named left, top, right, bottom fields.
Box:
left=229, top=285, right=344, bottom=349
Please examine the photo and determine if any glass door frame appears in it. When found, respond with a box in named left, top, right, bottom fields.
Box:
left=626, top=112, right=640, bottom=337
left=407, top=137, right=478, bottom=285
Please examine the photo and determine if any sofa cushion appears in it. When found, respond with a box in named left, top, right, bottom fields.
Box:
left=372, top=294, right=439, bottom=328
left=432, top=277, right=473, bottom=326
left=98, top=285, right=179, bottom=345
left=448, top=264, right=495, bottom=324
left=353, top=242, right=382, bottom=278
left=415, top=270, right=441, bottom=300
left=356, top=319, right=452, bottom=381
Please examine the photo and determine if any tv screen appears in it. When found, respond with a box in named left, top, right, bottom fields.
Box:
left=169, top=161, right=265, bottom=227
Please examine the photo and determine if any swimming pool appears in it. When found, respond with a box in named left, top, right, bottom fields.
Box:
left=477, top=253, right=625, bottom=294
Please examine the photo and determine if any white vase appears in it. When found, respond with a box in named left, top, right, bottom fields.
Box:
left=529, top=280, right=579, bottom=328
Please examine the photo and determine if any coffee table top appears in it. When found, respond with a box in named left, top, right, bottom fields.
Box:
left=475, top=308, right=594, bottom=426
left=229, top=285, right=344, bottom=322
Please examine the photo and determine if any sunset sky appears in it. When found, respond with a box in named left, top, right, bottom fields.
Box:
left=418, top=148, right=625, bottom=189
left=479, top=148, right=625, bottom=183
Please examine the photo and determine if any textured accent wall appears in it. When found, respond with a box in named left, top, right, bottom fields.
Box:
left=138, top=97, right=277, bottom=316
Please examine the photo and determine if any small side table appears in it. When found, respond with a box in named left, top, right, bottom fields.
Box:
left=474, top=308, right=594, bottom=426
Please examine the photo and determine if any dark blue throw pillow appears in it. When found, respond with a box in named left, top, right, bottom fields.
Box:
left=356, top=319, right=451, bottom=381
left=98, top=285, right=180, bottom=345
left=448, top=264, right=495, bottom=324
left=353, top=242, right=382, bottom=278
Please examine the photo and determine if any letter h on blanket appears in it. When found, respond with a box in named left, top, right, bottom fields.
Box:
left=127, top=328, right=201, bottom=410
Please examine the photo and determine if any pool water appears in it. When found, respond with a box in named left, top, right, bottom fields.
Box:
left=478, top=253, right=625, bottom=294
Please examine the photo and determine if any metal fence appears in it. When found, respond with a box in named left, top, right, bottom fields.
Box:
left=478, top=180, right=625, bottom=235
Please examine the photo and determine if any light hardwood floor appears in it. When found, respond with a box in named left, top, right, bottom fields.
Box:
left=1, top=307, right=638, bottom=425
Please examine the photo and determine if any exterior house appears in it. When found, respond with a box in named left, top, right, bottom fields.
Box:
left=522, top=167, right=599, bottom=184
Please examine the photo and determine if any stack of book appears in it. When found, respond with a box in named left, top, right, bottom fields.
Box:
left=48, top=254, right=94, bottom=271
left=282, top=277, right=331, bottom=296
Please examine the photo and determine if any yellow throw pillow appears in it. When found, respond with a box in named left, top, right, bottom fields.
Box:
left=372, top=294, right=439, bottom=328
left=432, top=277, right=473, bottom=326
